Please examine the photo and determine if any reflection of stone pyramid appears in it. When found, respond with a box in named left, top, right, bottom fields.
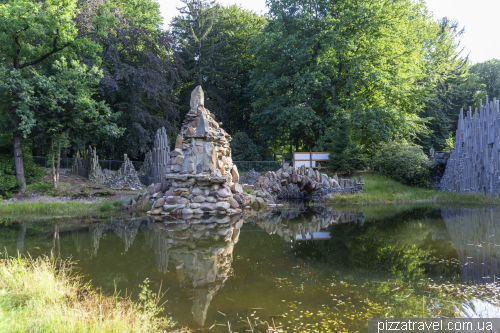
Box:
left=143, top=214, right=243, bottom=326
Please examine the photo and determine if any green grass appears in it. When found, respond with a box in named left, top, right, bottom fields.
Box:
left=0, top=201, right=123, bottom=215
left=0, top=255, right=181, bottom=332
left=26, top=181, right=73, bottom=197
left=328, top=173, right=500, bottom=205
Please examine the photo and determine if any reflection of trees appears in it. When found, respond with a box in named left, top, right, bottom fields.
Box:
left=442, top=207, right=500, bottom=284
left=15, top=222, right=26, bottom=257
left=142, top=215, right=244, bottom=326
left=293, top=207, right=460, bottom=282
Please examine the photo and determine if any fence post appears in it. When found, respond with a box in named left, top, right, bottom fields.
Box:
left=109, top=160, right=111, bottom=170
left=45, top=157, right=47, bottom=168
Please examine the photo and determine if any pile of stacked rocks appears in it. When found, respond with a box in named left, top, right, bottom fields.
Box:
left=238, top=168, right=261, bottom=186
left=73, top=146, right=144, bottom=190
left=107, top=155, right=144, bottom=190
left=250, top=163, right=365, bottom=201
left=146, top=86, right=264, bottom=217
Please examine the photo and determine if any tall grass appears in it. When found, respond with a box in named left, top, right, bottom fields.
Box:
left=328, top=173, right=500, bottom=205
left=0, top=255, right=182, bottom=332
left=0, top=201, right=123, bottom=215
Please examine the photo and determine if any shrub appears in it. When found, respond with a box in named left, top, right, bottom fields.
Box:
left=373, top=141, right=434, bottom=187
left=231, top=132, right=262, bottom=161
left=320, top=114, right=368, bottom=174
left=0, top=145, right=44, bottom=198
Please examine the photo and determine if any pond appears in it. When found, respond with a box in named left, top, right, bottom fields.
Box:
left=2, top=204, right=500, bottom=332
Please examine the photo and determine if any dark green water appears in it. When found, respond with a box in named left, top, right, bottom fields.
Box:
left=2, top=204, right=500, bottom=332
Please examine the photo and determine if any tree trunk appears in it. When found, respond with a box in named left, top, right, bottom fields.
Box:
left=331, top=83, right=337, bottom=108
left=56, top=136, right=61, bottom=188
left=12, top=113, right=26, bottom=193
left=51, top=137, right=58, bottom=190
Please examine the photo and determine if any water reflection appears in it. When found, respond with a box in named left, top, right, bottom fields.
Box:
left=252, top=204, right=365, bottom=241
left=3, top=205, right=500, bottom=330
left=142, top=216, right=243, bottom=325
left=442, top=207, right=500, bottom=284
left=67, top=215, right=244, bottom=326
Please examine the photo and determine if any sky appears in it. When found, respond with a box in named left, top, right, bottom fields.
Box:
left=159, top=0, right=500, bottom=64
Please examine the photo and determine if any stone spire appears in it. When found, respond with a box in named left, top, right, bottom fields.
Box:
left=148, top=86, right=245, bottom=216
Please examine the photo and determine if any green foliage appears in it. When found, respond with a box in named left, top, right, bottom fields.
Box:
left=0, top=145, right=43, bottom=198
left=250, top=0, right=433, bottom=151
left=320, top=115, right=367, bottom=175
left=26, top=181, right=72, bottom=197
left=417, top=18, right=480, bottom=152
left=231, top=132, right=262, bottom=161
left=470, top=59, right=500, bottom=101
left=373, top=141, right=434, bottom=187
left=444, top=133, right=455, bottom=151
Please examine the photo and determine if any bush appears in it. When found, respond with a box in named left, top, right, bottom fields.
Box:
left=231, top=132, right=262, bottom=161
left=0, top=145, right=44, bottom=198
left=320, top=114, right=368, bottom=174
left=373, top=141, right=434, bottom=187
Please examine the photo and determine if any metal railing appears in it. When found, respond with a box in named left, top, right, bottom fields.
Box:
left=232, top=161, right=293, bottom=173
left=32, top=156, right=143, bottom=171
left=33, top=156, right=289, bottom=173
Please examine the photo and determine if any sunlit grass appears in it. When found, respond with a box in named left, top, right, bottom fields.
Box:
left=0, top=201, right=123, bottom=215
left=328, top=173, right=500, bottom=205
left=0, top=255, right=182, bottom=333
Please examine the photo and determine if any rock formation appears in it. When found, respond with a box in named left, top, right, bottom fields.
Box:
left=107, top=154, right=144, bottom=190
left=250, top=162, right=364, bottom=201
left=440, top=97, right=500, bottom=196
left=147, top=86, right=257, bottom=217
left=139, top=127, right=170, bottom=186
left=72, top=146, right=143, bottom=190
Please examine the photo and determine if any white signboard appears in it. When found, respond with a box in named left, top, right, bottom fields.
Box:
left=295, top=231, right=331, bottom=241
left=293, top=151, right=329, bottom=168
left=294, top=160, right=315, bottom=168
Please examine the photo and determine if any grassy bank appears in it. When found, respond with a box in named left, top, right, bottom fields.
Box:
left=328, top=173, right=500, bottom=205
left=0, top=201, right=123, bottom=215
left=0, top=256, right=180, bottom=332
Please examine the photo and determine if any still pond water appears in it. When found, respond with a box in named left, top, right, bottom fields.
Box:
left=2, top=204, right=500, bottom=332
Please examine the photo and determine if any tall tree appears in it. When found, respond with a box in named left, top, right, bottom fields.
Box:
left=417, top=18, right=481, bottom=152
left=250, top=0, right=434, bottom=153
left=0, top=0, right=114, bottom=191
left=170, top=0, right=232, bottom=121
left=470, top=59, right=500, bottom=101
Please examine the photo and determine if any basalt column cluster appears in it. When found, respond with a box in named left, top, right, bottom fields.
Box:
left=147, top=86, right=250, bottom=217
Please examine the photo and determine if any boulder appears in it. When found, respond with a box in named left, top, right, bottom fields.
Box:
left=217, top=187, right=232, bottom=198
left=200, top=203, right=216, bottom=211
left=165, top=196, right=178, bottom=204
left=191, top=187, right=204, bottom=196
left=173, top=188, right=190, bottom=197
left=215, top=201, right=231, bottom=210
left=150, top=207, right=163, bottom=215
left=177, top=198, right=189, bottom=204
left=231, top=183, right=243, bottom=194
left=153, top=198, right=165, bottom=208
left=163, top=204, right=177, bottom=212
left=192, top=195, right=206, bottom=203
left=175, top=134, right=183, bottom=149
left=190, top=85, right=204, bottom=108
left=228, top=197, right=240, bottom=208
left=231, top=165, right=239, bottom=183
